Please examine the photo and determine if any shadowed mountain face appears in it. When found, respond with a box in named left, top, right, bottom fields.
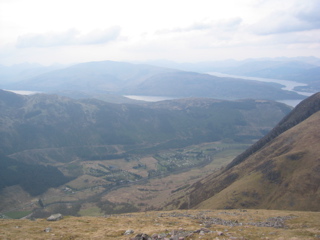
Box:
left=0, top=89, right=292, bottom=197
left=166, top=92, right=320, bottom=211
left=0, top=89, right=291, bottom=159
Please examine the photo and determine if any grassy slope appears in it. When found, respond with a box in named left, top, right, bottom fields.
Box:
left=186, top=111, right=320, bottom=211
left=101, top=144, right=247, bottom=211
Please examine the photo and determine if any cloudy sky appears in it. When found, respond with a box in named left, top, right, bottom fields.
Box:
left=1, top=0, right=320, bottom=65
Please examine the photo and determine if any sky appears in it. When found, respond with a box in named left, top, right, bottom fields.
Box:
left=0, top=0, right=320, bottom=65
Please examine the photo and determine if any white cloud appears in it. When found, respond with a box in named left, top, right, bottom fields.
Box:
left=251, top=13, right=320, bottom=35
left=157, top=17, right=243, bottom=34
left=249, top=0, right=320, bottom=35
left=16, top=27, right=121, bottom=48
left=294, top=1, right=320, bottom=28
left=0, top=0, right=320, bottom=65
left=78, top=27, right=122, bottom=45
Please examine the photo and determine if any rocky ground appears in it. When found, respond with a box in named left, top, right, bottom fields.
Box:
left=1, top=209, right=319, bottom=239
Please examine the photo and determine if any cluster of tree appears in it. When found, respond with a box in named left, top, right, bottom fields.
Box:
left=0, top=154, right=72, bottom=196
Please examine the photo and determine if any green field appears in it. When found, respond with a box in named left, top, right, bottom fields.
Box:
left=3, top=211, right=32, bottom=219
left=78, top=207, right=104, bottom=217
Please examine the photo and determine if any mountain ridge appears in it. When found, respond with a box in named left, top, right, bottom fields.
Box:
left=164, top=92, right=320, bottom=211
left=0, top=89, right=292, bottom=157
left=227, top=92, right=320, bottom=170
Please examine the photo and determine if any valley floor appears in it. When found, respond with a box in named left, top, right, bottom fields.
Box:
left=0, top=142, right=249, bottom=215
left=1, top=209, right=319, bottom=240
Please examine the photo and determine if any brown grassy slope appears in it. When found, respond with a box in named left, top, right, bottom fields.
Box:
left=1, top=209, right=320, bottom=240
left=165, top=93, right=320, bottom=211
left=194, top=111, right=320, bottom=210
left=227, top=92, right=320, bottom=171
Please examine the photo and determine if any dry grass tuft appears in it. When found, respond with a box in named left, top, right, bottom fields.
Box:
left=1, top=209, right=319, bottom=240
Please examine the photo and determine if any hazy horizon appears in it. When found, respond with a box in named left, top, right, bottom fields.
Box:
left=1, top=55, right=320, bottom=68
left=1, top=0, right=320, bottom=66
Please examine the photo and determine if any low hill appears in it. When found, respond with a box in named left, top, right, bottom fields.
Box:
left=8, top=60, right=304, bottom=101
left=145, top=57, right=320, bottom=93
left=123, top=71, right=302, bottom=100
left=165, top=92, right=320, bottom=211
left=0, top=63, right=63, bottom=87
left=213, top=60, right=320, bottom=82
left=11, top=61, right=175, bottom=93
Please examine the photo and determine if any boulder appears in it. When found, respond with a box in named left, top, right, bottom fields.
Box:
left=217, top=231, right=224, bottom=236
left=47, top=213, right=63, bottom=221
left=124, top=229, right=134, bottom=235
left=130, top=233, right=151, bottom=240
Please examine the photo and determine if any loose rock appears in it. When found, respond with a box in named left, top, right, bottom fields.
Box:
left=47, top=213, right=63, bottom=221
left=130, top=233, right=151, bottom=240
left=124, top=229, right=134, bottom=235
left=217, top=231, right=224, bottom=236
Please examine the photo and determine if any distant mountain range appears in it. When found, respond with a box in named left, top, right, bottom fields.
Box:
left=166, top=92, right=320, bottom=211
left=0, top=59, right=308, bottom=102
left=0, top=63, right=64, bottom=85
left=144, top=57, right=320, bottom=93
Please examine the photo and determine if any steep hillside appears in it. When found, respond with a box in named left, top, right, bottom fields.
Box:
left=227, top=92, right=320, bottom=170
left=166, top=93, right=320, bottom=211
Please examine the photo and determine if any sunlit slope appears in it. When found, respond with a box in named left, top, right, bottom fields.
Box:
left=195, top=110, right=320, bottom=211
left=167, top=92, right=320, bottom=211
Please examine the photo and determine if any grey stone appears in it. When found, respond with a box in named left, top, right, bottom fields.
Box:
left=131, top=233, right=151, bottom=240
left=47, top=213, right=63, bottom=221
left=217, top=231, right=224, bottom=236
left=124, top=229, right=134, bottom=235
